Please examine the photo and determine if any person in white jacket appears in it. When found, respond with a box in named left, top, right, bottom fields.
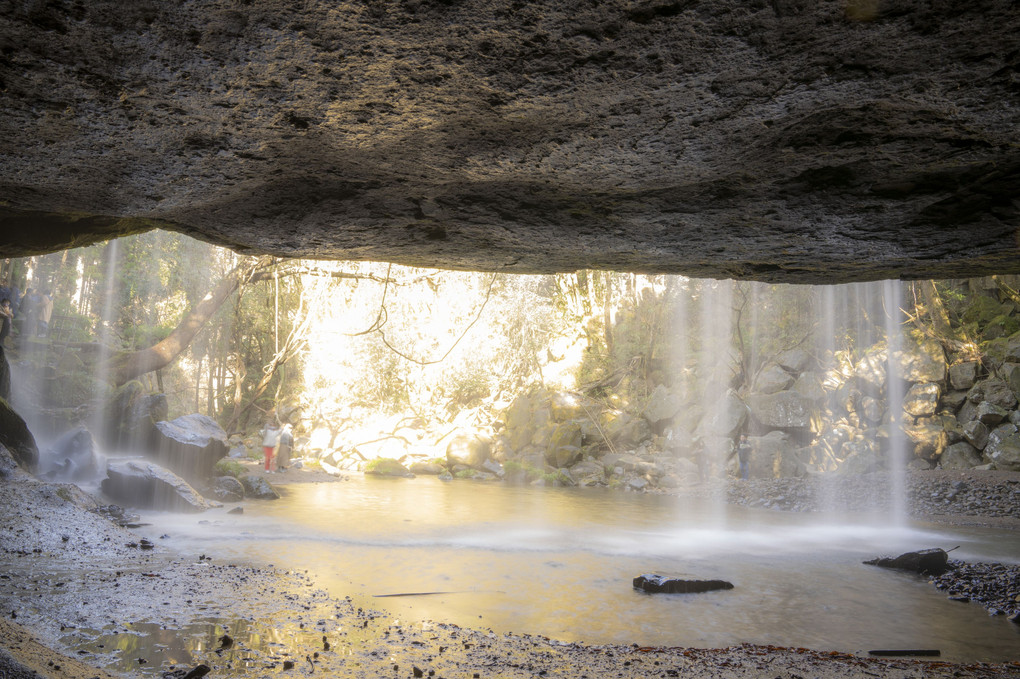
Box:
left=261, top=415, right=281, bottom=472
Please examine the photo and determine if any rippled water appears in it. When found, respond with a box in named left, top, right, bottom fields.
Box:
left=146, top=476, right=1020, bottom=662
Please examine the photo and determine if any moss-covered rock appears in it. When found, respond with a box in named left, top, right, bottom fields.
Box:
left=364, top=457, right=415, bottom=478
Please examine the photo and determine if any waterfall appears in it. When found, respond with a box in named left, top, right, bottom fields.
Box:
left=671, top=278, right=914, bottom=523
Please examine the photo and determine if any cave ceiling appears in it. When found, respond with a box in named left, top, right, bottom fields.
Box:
left=1, top=0, right=1018, bottom=282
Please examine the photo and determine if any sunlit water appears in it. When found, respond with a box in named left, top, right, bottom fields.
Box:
left=143, top=476, right=1020, bottom=662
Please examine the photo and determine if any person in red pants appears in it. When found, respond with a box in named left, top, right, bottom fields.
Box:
left=261, top=414, right=281, bottom=472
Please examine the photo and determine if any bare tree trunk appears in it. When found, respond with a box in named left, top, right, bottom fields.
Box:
left=917, top=281, right=954, bottom=338
left=109, top=257, right=273, bottom=386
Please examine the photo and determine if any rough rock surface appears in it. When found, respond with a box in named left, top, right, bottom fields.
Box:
left=1, top=1, right=1019, bottom=282
left=633, top=574, right=735, bottom=594
left=153, top=413, right=229, bottom=480
left=240, top=473, right=281, bottom=500
left=101, top=459, right=212, bottom=513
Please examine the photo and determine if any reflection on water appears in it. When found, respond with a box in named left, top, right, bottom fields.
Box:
left=143, top=477, right=1020, bottom=663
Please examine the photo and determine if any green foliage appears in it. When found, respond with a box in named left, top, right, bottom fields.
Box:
left=365, top=457, right=411, bottom=476
left=504, top=459, right=546, bottom=482
left=540, top=469, right=572, bottom=485
left=215, top=459, right=247, bottom=478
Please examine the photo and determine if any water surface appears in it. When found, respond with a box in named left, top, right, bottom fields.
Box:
left=148, top=476, right=1020, bottom=662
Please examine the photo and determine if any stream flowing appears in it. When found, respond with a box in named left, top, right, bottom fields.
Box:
left=145, top=475, right=1020, bottom=662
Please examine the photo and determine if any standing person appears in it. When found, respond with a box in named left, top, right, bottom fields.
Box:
left=277, top=422, right=294, bottom=471
left=7, top=280, right=20, bottom=318
left=0, top=298, right=12, bottom=347
left=19, top=288, right=37, bottom=337
left=36, top=288, right=53, bottom=337
left=261, top=414, right=281, bottom=472
left=737, top=434, right=752, bottom=480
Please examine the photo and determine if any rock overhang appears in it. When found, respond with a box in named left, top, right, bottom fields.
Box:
left=0, top=0, right=1018, bottom=282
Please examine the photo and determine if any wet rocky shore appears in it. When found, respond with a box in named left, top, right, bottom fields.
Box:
left=1, top=469, right=1018, bottom=679
left=722, top=468, right=1020, bottom=521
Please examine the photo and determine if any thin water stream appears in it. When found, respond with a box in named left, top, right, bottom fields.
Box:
left=145, top=476, right=1020, bottom=662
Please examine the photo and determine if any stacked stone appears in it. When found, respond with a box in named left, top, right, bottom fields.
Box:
left=940, top=335, right=1020, bottom=472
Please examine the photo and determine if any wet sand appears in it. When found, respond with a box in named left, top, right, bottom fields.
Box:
left=1, top=468, right=1019, bottom=678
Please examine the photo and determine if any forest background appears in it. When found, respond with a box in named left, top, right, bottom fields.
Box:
left=3, top=230, right=1018, bottom=462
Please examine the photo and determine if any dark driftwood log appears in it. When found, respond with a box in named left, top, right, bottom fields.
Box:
left=863, top=548, right=951, bottom=576
left=633, top=574, right=734, bottom=594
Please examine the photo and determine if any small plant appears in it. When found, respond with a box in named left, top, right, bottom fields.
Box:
left=540, top=469, right=572, bottom=486
left=215, top=459, right=246, bottom=478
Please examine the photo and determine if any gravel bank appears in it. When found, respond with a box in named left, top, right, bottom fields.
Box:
left=723, top=469, right=1020, bottom=521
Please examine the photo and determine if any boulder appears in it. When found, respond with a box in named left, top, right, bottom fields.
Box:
left=890, top=337, right=948, bottom=384
left=626, top=477, right=649, bottom=491
left=240, top=474, right=281, bottom=500
left=567, top=458, right=606, bottom=487
left=211, top=475, right=245, bottom=502
left=1002, top=363, right=1020, bottom=399
left=941, top=415, right=964, bottom=445
left=632, top=574, right=734, bottom=594
left=956, top=398, right=978, bottom=424
left=545, top=421, right=583, bottom=468
left=903, top=419, right=946, bottom=461
left=971, top=378, right=1018, bottom=410
left=855, top=349, right=888, bottom=390
left=792, top=372, right=826, bottom=402
left=940, top=442, right=982, bottom=470
left=987, top=423, right=1018, bottom=449
left=409, top=459, right=446, bottom=475
left=747, top=390, right=815, bottom=430
left=776, top=348, right=812, bottom=373
left=698, top=390, right=747, bottom=437
left=550, top=391, right=587, bottom=422
left=602, top=452, right=659, bottom=477
left=0, top=398, right=39, bottom=472
left=481, top=459, right=504, bottom=478
left=941, top=390, right=969, bottom=413
left=0, top=444, right=25, bottom=480
left=641, top=384, right=683, bottom=425
left=838, top=440, right=881, bottom=474
left=102, top=459, right=212, bottom=512
left=0, top=345, right=10, bottom=402
left=975, top=401, right=1008, bottom=426
left=153, top=414, right=228, bottom=480
left=983, top=429, right=1020, bottom=471
left=754, top=364, right=794, bottom=395
left=41, top=426, right=101, bottom=481
left=503, top=394, right=534, bottom=452
left=365, top=457, right=415, bottom=477
left=446, top=433, right=490, bottom=469
left=747, top=431, right=802, bottom=479
left=1004, top=333, right=1020, bottom=363
left=864, top=548, right=950, bottom=576
left=98, top=381, right=167, bottom=452
left=948, top=361, right=979, bottom=391
left=902, top=382, right=941, bottom=418
left=962, top=420, right=990, bottom=450
left=600, top=410, right=651, bottom=448
left=860, top=395, right=883, bottom=424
